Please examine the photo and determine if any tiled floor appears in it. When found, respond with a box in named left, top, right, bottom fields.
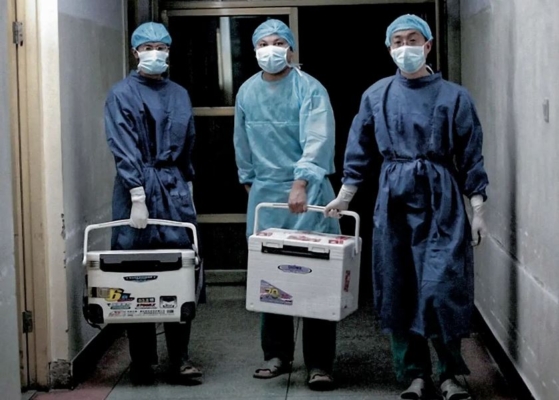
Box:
left=31, top=286, right=516, bottom=400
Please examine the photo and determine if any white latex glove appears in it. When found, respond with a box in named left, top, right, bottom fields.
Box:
left=470, top=195, right=487, bottom=246
left=130, top=186, right=149, bottom=229
left=324, top=185, right=358, bottom=218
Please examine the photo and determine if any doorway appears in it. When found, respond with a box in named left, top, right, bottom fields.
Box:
left=160, top=1, right=440, bottom=293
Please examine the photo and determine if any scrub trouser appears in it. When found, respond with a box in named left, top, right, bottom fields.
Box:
left=127, top=320, right=192, bottom=368
left=391, top=332, right=470, bottom=383
left=261, top=313, right=337, bottom=372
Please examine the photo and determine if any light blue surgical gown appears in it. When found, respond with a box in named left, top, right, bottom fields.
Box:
left=343, top=71, right=489, bottom=342
left=234, top=69, right=340, bottom=236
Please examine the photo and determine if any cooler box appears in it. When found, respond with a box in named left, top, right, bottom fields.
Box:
left=246, top=203, right=361, bottom=321
left=82, top=219, right=199, bottom=325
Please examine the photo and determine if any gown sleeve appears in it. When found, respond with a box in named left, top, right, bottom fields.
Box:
left=177, top=91, right=196, bottom=182
left=233, top=93, right=255, bottom=185
left=342, top=92, right=377, bottom=187
left=294, top=82, right=336, bottom=184
left=454, top=91, right=489, bottom=200
left=104, top=91, right=145, bottom=190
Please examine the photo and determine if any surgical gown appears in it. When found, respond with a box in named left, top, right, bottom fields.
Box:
left=105, top=71, right=197, bottom=251
left=234, top=69, right=340, bottom=236
left=343, top=71, right=488, bottom=342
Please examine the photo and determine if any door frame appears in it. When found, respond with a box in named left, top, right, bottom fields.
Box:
left=8, top=0, right=54, bottom=389
left=7, top=0, right=29, bottom=387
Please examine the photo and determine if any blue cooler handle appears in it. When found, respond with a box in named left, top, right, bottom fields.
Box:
left=254, top=203, right=361, bottom=255
left=82, top=219, right=199, bottom=266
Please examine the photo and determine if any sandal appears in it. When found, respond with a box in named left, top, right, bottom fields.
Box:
left=179, top=363, right=203, bottom=379
left=308, top=368, right=335, bottom=391
left=253, top=357, right=290, bottom=379
left=400, top=378, right=430, bottom=399
left=440, top=379, right=472, bottom=400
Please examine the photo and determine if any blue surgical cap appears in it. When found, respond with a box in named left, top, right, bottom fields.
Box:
left=385, top=14, right=433, bottom=47
left=252, top=19, right=296, bottom=50
left=131, top=22, right=172, bottom=49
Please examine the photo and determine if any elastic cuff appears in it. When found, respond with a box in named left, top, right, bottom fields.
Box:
left=470, top=194, right=484, bottom=208
left=130, top=186, right=146, bottom=202
left=339, top=185, right=358, bottom=202
left=294, top=163, right=326, bottom=184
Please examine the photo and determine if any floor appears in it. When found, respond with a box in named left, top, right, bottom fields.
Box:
left=29, top=286, right=516, bottom=400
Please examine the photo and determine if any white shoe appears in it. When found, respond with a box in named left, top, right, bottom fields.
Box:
left=400, top=378, right=428, bottom=399
left=440, top=378, right=472, bottom=400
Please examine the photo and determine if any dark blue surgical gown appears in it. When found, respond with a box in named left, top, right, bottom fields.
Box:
left=343, top=71, right=488, bottom=342
left=104, top=71, right=197, bottom=251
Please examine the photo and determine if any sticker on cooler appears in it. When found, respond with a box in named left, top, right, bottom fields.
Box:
left=344, top=271, right=351, bottom=292
left=278, top=265, right=312, bottom=274
left=260, top=280, right=293, bottom=306
left=160, top=296, right=178, bottom=309
left=109, top=309, right=174, bottom=318
left=137, top=309, right=173, bottom=316
left=137, top=297, right=156, bottom=303
left=109, top=303, right=131, bottom=310
left=93, top=287, right=134, bottom=302
left=329, top=236, right=352, bottom=245
left=286, top=234, right=322, bottom=242
left=136, top=303, right=156, bottom=309
left=124, top=275, right=158, bottom=282
left=135, top=296, right=156, bottom=309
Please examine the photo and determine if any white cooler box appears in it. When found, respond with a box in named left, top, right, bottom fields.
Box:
left=246, top=203, right=361, bottom=321
left=82, top=219, right=199, bottom=325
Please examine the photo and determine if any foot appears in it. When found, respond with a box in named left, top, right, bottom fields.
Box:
left=307, top=368, right=335, bottom=391
left=178, top=360, right=203, bottom=379
left=130, top=363, right=155, bottom=386
left=400, top=378, right=436, bottom=399
left=440, top=378, right=471, bottom=400
left=168, top=360, right=203, bottom=382
left=253, top=357, right=291, bottom=379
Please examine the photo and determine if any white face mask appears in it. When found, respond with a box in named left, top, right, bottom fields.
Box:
left=255, top=46, right=289, bottom=74
left=390, top=45, right=426, bottom=74
left=137, top=50, right=169, bottom=75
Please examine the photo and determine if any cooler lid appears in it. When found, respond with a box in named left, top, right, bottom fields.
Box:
left=254, top=229, right=354, bottom=260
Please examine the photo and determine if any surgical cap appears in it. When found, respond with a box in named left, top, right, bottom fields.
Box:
left=385, top=14, right=433, bottom=47
left=252, top=19, right=296, bottom=50
left=131, top=22, right=172, bottom=49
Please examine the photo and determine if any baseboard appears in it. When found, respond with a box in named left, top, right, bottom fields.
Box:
left=49, top=360, right=72, bottom=389
left=71, top=324, right=124, bottom=387
left=473, top=307, right=535, bottom=400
